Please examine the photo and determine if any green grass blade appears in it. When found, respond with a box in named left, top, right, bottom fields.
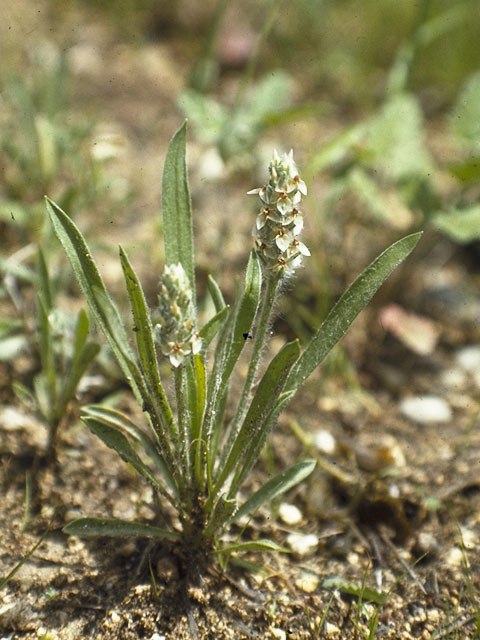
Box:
left=286, top=232, right=422, bottom=392
left=36, top=294, right=56, bottom=411
left=230, top=459, right=316, bottom=524
left=46, top=197, right=148, bottom=405
left=0, top=528, right=50, bottom=589
left=36, top=247, right=53, bottom=310
left=162, top=120, right=195, bottom=298
left=63, top=517, right=180, bottom=540
left=56, top=340, right=99, bottom=420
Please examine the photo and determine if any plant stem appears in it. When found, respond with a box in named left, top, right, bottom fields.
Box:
left=174, top=365, right=191, bottom=485
left=221, top=272, right=280, bottom=466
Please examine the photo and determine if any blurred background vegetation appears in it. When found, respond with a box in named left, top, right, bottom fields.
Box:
left=1, top=0, right=480, bottom=379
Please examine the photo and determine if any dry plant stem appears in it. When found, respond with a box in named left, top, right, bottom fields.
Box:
left=224, top=274, right=281, bottom=458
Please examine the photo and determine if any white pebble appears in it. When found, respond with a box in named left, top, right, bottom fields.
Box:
left=445, top=546, right=463, bottom=567
left=455, top=345, right=480, bottom=371
left=286, top=532, right=318, bottom=557
left=270, top=628, right=286, bottom=640
left=295, top=572, right=319, bottom=593
left=399, top=395, right=452, bottom=423
left=279, top=503, right=302, bottom=525
left=312, top=429, right=336, bottom=454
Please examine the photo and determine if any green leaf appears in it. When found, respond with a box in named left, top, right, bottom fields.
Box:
left=365, top=94, right=432, bottom=181
left=36, top=247, right=53, bottom=310
left=118, top=246, right=174, bottom=432
left=162, top=121, right=195, bottom=298
left=230, top=459, right=316, bottom=524
left=450, top=71, right=480, bottom=150
left=46, top=197, right=147, bottom=405
left=83, top=417, right=166, bottom=494
left=214, top=539, right=288, bottom=555
left=286, top=232, right=422, bottom=392
left=202, top=252, right=261, bottom=462
left=63, top=517, right=180, bottom=540
left=215, top=340, right=300, bottom=497
left=199, top=305, right=229, bottom=349
left=56, top=338, right=99, bottom=420
left=178, top=90, right=227, bottom=145
left=83, top=404, right=176, bottom=494
left=433, top=205, right=480, bottom=243
left=322, top=576, right=388, bottom=605
left=207, top=274, right=226, bottom=312
left=36, top=294, right=56, bottom=410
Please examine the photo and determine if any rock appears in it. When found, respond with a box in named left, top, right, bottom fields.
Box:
left=286, top=533, right=319, bottom=557
left=279, top=503, right=302, bottom=526
left=399, top=395, right=452, bottom=423
left=312, top=429, right=336, bottom=454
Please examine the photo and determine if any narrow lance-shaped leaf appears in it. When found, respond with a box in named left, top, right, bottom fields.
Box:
left=229, top=459, right=316, bottom=525
left=207, top=274, right=226, bottom=312
left=118, top=246, right=175, bottom=437
left=45, top=197, right=148, bottom=405
left=212, top=339, right=300, bottom=501
left=83, top=405, right=176, bottom=494
left=286, top=232, right=422, bottom=392
left=214, top=539, right=288, bottom=555
left=199, top=305, right=229, bottom=350
left=203, top=251, right=261, bottom=457
left=162, top=120, right=195, bottom=299
left=83, top=417, right=173, bottom=502
left=63, top=517, right=180, bottom=541
left=229, top=389, right=295, bottom=498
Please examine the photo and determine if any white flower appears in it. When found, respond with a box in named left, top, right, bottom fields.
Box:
left=152, top=263, right=201, bottom=367
left=250, top=150, right=309, bottom=276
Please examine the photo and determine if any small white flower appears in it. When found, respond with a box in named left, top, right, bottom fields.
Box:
left=250, top=150, right=309, bottom=276
left=152, top=263, right=201, bottom=367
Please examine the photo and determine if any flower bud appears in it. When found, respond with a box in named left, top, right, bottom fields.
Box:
left=152, top=263, right=201, bottom=367
left=249, top=150, right=309, bottom=276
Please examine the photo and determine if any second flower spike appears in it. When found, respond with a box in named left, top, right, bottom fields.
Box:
left=152, top=263, right=202, bottom=367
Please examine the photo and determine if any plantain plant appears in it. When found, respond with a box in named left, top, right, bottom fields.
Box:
left=46, top=121, right=421, bottom=573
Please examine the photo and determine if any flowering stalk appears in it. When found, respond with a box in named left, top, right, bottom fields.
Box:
left=224, top=150, right=310, bottom=459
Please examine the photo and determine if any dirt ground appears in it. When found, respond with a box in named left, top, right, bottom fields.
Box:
left=1, top=3, right=480, bottom=639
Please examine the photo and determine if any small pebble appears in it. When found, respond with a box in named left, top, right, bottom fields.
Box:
left=279, top=503, right=302, bottom=525
left=270, top=628, right=286, bottom=640
left=445, top=546, right=463, bottom=567
left=312, top=429, right=336, bottom=454
left=150, top=634, right=166, bottom=640
left=325, top=622, right=341, bottom=636
left=295, top=572, right=319, bottom=593
left=286, top=532, right=318, bottom=557
left=399, top=395, right=452, bottom=423
left=455, top=345, right=480, bottom=372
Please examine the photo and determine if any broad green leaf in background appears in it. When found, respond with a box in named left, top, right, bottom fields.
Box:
left=161, top=121, right=195, bottom=298
left=450, top=71, right=480, bottom=150
left=365, top=93, right=432, bottom=181
left=433, top=205, right=480, bottom=243
left=286, top=232, right=422, bottom=392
